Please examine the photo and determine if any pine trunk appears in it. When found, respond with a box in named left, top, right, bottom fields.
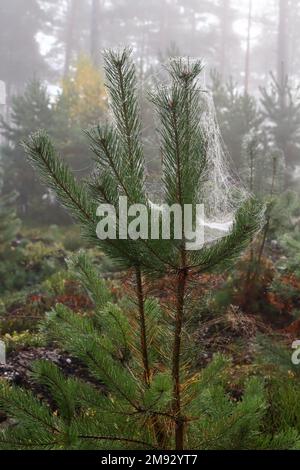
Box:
left=244, top=0, right=252, bottom=94
left=220, top=0, right=230, bottom=78
left=172, top=261, right=188, bottom=450
left=277, top=0, right=289, bottom=83
left=90, top=0, right=101, bottom=66
left=64, top=0, right=79, bottom=77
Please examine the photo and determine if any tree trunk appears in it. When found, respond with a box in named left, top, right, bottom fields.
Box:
left=90, top=0, right=101, bottom=66
left=244, top=0, right=253, bottom=94
left=220, top=0, right=230, bottom=78
left=64, top=0, right=79, bottom=77
left=277, top=0, right=289, bottom=84
left=172, top=259, right=188, bottom=450
left=135, top=266, right=150, bottom=386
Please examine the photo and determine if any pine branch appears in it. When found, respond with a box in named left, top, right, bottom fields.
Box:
left=0, top=383, right=61, bottom=434
left=30, top=361, right=78, bottom=425
left=150, top=58, right=206, bottom=207
left=67, top=251, right=111, bottom=310
left=189, top=197, right=265, bottom=272
left=103, top=48, right=145, bottom=202
left=78, top=434, right=157, bottom=449
left=23, top=130, right=144, bottom=267
left=22, top=130, right=96, bottom=226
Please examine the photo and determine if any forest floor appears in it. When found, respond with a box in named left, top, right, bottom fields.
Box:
left=1, top=230, right=300, bottom=429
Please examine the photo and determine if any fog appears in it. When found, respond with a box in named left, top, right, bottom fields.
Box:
left=0, top=1, right=296, bottom=94
left=0, top=0, right=299, bottom=221
left=2, top=3, right=300, bottom=452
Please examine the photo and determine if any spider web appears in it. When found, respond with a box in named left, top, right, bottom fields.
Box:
left=147, top=83, right=250, bottom=247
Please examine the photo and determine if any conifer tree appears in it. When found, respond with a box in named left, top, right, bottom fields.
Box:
left=0, top=80, right=54, bottom=217
left=260, top=73, right=300, bottom=172
left=0, top=0, right=47, bottom=100
left=0, top=169, right=20, bottom=248
left=210, top=71, right=262, bottom=170
left=0, top=48, right=264, bottom=450
left=0, top=167, right=21, bottom=293
left=241, top=132, right=283, bottom=283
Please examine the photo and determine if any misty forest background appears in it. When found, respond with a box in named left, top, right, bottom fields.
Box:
left=2, top=0, right=300, bottom=450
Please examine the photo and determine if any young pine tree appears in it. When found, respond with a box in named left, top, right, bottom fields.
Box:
left=260, top=73, right=300, bottom=174
left=241, top=132, right=283, bottom=287
left=0, top=49, right=265, bottom=450
left=0, top=170, right=20, bottom=248
left=210, top=71, right=262, bottom=171
left=0, top=167, right=21, bottom=294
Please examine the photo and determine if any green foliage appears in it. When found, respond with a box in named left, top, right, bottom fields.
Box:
left=67, top=251, right=111, bottom=309
left=0, top=383, right=63, bottom=450
left=41, top=270, right=74, bottom=297
left=210, top=71, right=262, bottom=170
left=24, top=51, right=262, bottom=275
left=269, top=190, right=300, bottom=232
left=0, top=193, right=20, bottom=248
left=0, top=225, right=87, bottom=336
left=256, top=334, right=300, bottom=379
left=0, top=231, right=66, bottom=295
left=241, top=133, right=285, bottom=199
left=1, top=256, right=299, bottom=450
left=189, top=376, right=267, bottom=450
left=264, top=377, right=300, bottom=438
left=0, top=80, right=56, bottom=220
left=279, top=225, right=300, bottom=275
left=0, top=162, right=21, bottom=244
left=0, top=66, right=105, bottom=224
left=254, top=335, right=300, bottom=447
left=266, top=190, right=300, bottom=274
left=1, top=333, right=297, bottom=449
left=237, top=127, right=286, bottom=284
left=260, top=73, right=300, bottom=171
left=0, top=173, right=22, bottom=293
left=3, top=330, right=45, bottom=354
left=0, top=341, right=275, bottom=450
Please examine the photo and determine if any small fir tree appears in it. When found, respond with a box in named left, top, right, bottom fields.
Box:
left=0, top=166, right=20, bottom=247
left=241, top=132, right=283, bottom=285
left=0, top=168, right=21, bottom=293
left=210, top=70, right=262, bottom=171
left=0, top=80, right=54, bottom=217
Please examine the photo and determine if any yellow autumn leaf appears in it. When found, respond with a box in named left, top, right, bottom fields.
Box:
left=61, top=55, right=107, bottom=127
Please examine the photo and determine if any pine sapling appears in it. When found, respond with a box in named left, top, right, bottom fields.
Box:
left=0, top=48, right=263, bottom=450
